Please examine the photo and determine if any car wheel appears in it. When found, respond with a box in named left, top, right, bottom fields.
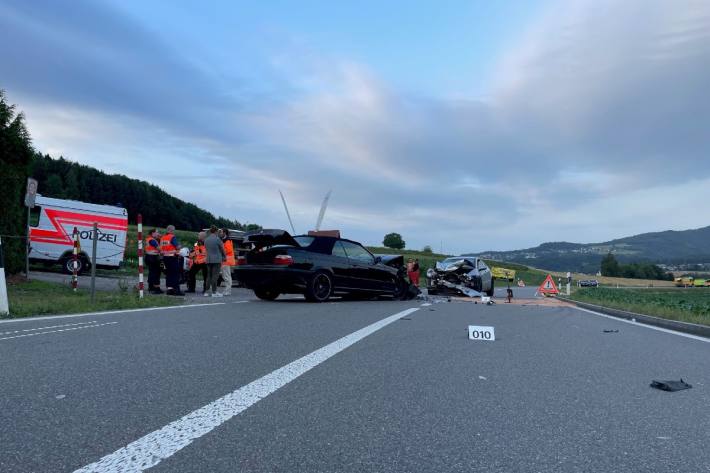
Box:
left=254, top=288, right=280, bottom=301
left=305, top=271, right=333, bottom=302
left=392, top=277, right=408, bottom=300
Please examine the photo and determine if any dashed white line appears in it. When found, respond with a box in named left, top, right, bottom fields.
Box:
left=0, top=320, right=99, bottom=335
left=0, top=322, right=118, bottom=341
left=73, top=306, right=420, bottom=473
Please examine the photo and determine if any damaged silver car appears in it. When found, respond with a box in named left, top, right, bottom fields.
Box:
left=426, top=257, right=494, bottom=297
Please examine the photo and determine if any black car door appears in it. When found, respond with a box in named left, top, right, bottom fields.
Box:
left=340, top=241, right=385, bottom=291
left=329, top=240, right=355, bottom=289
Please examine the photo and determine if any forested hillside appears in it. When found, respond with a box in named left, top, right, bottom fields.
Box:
left=31, top=154, right=260, bottom=231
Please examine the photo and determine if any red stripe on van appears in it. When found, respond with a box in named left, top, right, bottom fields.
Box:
left=30, top=208, right=128, bottom=246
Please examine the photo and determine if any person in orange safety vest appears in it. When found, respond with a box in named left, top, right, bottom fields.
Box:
left=160, top=225, right=183, bottom=296
left=186, top=231, right=208, bottom=293
left=219, top=228, right=235, bottom=296
left=145, top=229, right=162, bottom=294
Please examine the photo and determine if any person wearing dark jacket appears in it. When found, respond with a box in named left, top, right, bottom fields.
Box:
left=204, top=225, right=226, bottom=297
left=144, top=229, right=162, bottom=294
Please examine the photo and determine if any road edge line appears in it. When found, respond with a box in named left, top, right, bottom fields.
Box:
left=571, top=305, right=710, bottom=343
left=0, top=302, right=228, bottom=325
left=73, top=306, right=420, bottom=472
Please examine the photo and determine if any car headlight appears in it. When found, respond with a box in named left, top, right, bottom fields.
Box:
left=426, top=268, right=436, bottom=278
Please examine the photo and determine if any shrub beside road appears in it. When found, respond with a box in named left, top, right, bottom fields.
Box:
left=568, top=287, right=710, bottom=326
left=3, top=279, right=180, bottom=319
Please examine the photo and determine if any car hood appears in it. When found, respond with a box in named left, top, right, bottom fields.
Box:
left=374, top=254, right=404, bottom=268
left=435, top=259, right=474, bottom=272
left=244, top=229, right=299, bottom=248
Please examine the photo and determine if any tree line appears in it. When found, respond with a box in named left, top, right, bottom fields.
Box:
left=31, top=154, right=261, bottom=232
left=0, top=90, right=259, bottom=274
left=600, top=253, right=673, bottom=280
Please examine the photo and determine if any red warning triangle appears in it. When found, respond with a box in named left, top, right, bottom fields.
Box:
left=538, top=274, right=559, bottom=295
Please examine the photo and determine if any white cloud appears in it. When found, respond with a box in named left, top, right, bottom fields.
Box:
left=4, top=0, right=710, bottom=255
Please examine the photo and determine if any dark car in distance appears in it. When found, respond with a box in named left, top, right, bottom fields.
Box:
left=234, top=230, right=410, bottom=302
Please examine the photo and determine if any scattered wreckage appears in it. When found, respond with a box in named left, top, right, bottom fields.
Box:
left=426, top=256, right=495, bottom=297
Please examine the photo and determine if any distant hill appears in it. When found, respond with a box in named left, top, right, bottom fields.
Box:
left=31, top=154, right=260, bottom=231
left=471, top=226, right=710, bottom=273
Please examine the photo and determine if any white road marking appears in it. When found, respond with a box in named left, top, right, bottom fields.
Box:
left=0, top=302, right=227, bottom=325
left=421, top=303, right=432, bottom=307
left=0, top=320, right=98, bottom=335
left=574, top=307, right=710, bottom=344
left=74, top=306, right=421, bottom=473
left=0, top=322, right=118, bottom=341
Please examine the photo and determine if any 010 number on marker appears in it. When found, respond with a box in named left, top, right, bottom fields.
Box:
left=468, top=325, right=495, bottom=341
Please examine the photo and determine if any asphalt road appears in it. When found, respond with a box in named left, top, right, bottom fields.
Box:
left=1, top=293, right=708, bottom=472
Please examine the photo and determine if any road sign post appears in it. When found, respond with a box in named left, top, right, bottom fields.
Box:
left=24, top=177, right=38, bottom=279
left=0, top=236, right=9, bottom=316
left=90, top=222, right=98, bottom=303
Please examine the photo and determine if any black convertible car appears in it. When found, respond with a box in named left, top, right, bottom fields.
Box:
left=234, top=230, right=411, bottom=302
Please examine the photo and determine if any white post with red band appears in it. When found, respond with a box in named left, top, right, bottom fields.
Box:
left=137, top=214, right=144, bottom=299
left=72, top=227, right=79, bottom=292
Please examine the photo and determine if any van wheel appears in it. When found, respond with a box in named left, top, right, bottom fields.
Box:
left=61, top=256, right=87, bottom=275
left=305, top=271, right=332, bottom=302
left=254, top=288, right=280, bottom=301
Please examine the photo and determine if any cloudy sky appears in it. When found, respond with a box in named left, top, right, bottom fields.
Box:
left=2, top=0, right=710, bottom=254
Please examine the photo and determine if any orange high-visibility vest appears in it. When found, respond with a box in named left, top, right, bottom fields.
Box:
left=191, top=242, right=207, bottom=265
left=160, top=234, right=177, bottom=256
left=223, top=239, right=236, bottom=266
left=145, top=237, right=160, bottom=255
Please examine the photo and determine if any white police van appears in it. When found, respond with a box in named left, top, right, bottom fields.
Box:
left=29, top=195, right=128, bottom=274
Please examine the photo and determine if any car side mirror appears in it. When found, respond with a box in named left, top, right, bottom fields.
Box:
left=374, top=256, right=382, bottom=264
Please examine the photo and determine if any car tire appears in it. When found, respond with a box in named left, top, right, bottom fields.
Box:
left=304, top=271, right=333, bottom=302
left=254, top=288, right=280, bottom=301
left=392, top=277, right=408, bottom=300
left=485, top=279, right=495, bottom=297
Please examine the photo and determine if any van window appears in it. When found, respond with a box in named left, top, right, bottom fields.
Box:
left=29, top=206, right=41, bottom=227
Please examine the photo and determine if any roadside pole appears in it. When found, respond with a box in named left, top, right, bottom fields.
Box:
left=0, top=236, right=9, bottom=316
left=72, top=227, right=79, bottom=292
left=26, top=206, right=30, bottom=279
left=24, top=177, right=38, bottom=280
left=90, top=222, right=98, bottom=303
left=137, top=214, right=144, bottom=299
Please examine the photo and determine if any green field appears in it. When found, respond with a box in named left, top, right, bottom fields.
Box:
left=568, top=287, right=710, bottom=326
left=3, top=279, right=180, bottom=319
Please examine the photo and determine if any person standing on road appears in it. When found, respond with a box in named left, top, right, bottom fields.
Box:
left=145, top=229, right=162, bottom=294
left=411, top=258, right=421, bottom=287
left=406, top=258, right=416, bottom=286
left=186, top=231, right=208, bottom=293
left=160, top=225, right=184, bottom=296
left=204, top=225, right=226, bottom=297
left=219, top=228, right=235, bottom=296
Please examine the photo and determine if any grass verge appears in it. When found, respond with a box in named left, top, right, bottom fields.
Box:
left=567, top=287, right=710, bottom=326
left=3, top=279, right=181, bottom=319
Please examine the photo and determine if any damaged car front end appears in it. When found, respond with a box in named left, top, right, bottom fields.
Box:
left=426, top=257, right=494, bottom=297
